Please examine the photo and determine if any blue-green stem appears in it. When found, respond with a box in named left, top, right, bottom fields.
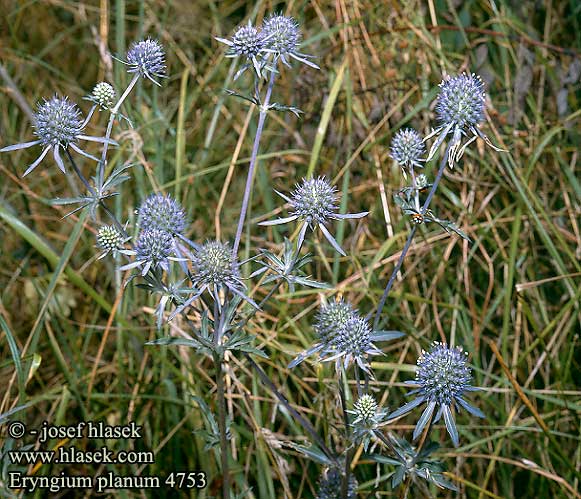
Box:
left=373, top=143, right=452, bottom=330
left=98, top=73, right=140, bottom=189
left=233, top=70, right=277, bottom=255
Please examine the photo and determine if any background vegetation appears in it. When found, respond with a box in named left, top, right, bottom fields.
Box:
left=0, top=0, right=579, bottom=497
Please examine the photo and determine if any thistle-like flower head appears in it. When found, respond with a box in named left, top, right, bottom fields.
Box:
left=333, top=315, right=375, bottom=360
left=389, top=342, right=484, bottom=447
left=121, top=229, right=175, bottom=276
left=0, top=94, right=116, bottom=177
left=34, top=96, right=83, bottom=148
left=436, top=73, right=485, bottom=130
left=192, top=240, right=240, bottom=287
left=231, top=23, right=264, bottom=58
left=390, top=128, right=425, bottom=170
left=125, top=39, right=166, bottom=84
left=96, top=225, right=126, bottom=257
left=291, top=177, right=338, bottom=225
left=352, top=394, right=379, bottom=426
left=261, top=13, right=318, bottom=69
left=313, top=299, right=355, bottom=345
left=347, top=393, right=389, bottom=450
left=168, top=240, right=255, bottom=321
left=88, top=82, right=116, bottom=110
left=416, top=342, right=472, bottom=407
left=262, top=14, right=300, bottom=55
left=137, top=193, right=187, bottom=235
left=426, top=72, right=504, bottom=167
left=215, top=21, right=267, bottom=78
left=260, top=176, right=368, bottom=256
left=316, top=468, right=357, bottom=499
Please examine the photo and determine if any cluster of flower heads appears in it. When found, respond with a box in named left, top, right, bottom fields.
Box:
left=119, top=193, right=187, bottom=276
left=216, top=13, right=318, bottom=79
left=389, top=342, right=483, bottom=447
left=289, top=299, right=403, bottom=372
left=390, top=72, right=504, bottom=174
left=260, top=177, right=368, bottom=256
left=0, top=38, right=167, bottom=178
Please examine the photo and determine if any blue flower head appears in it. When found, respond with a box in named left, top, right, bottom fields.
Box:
left=313, top=299, right=355, bottom=345
left=259, top=177, right=368, bottom=256
left=426, top=73, right=505, bottom=167
left=436, top=73, right=485, bottom=131
left=389, top=342, right=484, bottom=447
left=134, top=229, right=173, bottom=274
left=125, top=39, right=166, bottom=85
left=192, top=240, right=240, bottom=288
left=215, top=22, right=266, bottom=78
left=0, top=95, right=116, bottom=177
left=390, top=128, right=425, bottom=171
left=138, top=193, right=187, bottom=236
left=262, top=14, right=319, bottom=69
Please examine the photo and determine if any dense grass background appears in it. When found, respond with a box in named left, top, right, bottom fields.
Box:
left=1, top=0, right=579, bottom=497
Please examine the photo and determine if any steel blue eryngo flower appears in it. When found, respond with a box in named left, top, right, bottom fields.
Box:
left=259, top=177, right=368, bottom=256
left=169, top=240, right=256, bottom=320
left=389, top=341, right=484, bottom=447
left=262, top=14, right=319, bottom=69
left=322, top=314, right=384, bottom=372
left=390, top=128, right=425, bottom=172
left=314, top=299, right=355, bottom=345
left=0, top=95, right=116, bottom=176
left=289, top=300, right=404, bottom=369
left=426, top=73, right=505, bottom=167
left=137, top=193, right=187, bottom=236
left=288, top=299, right=355, bottom=368
left=119, top=229, right=175, bottom=276
left=215, top=21, right=266, bottom=78
left=123, top=39, right=166, bottom=85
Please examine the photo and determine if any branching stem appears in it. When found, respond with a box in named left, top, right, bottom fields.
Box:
left=374, top=143, right=451, bottom=329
